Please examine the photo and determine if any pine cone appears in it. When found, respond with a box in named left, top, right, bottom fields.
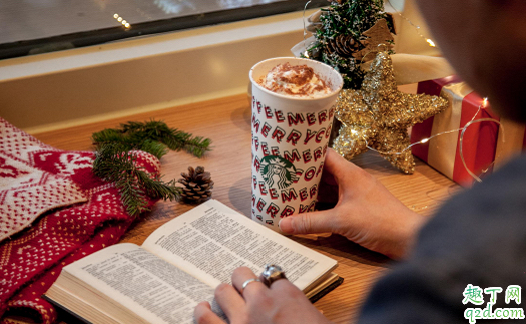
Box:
left=178, top=166, right=214, bottom=204
left=326, top=35, right=362, bottom=58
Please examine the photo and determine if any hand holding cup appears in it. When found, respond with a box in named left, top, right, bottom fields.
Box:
left=249, top=58, right=344, bottom=232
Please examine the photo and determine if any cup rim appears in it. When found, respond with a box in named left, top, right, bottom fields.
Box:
left=249, top=57, right=344, bottom=101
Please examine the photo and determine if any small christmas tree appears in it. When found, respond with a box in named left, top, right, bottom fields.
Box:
left=306, top=0, right=395, bottom=89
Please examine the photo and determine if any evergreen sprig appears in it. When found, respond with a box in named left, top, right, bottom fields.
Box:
left=306, top=0, right=394, bottom=89
left=92, top=120, right=211, bottom=159
left=91, top=120, right=211, bottom=216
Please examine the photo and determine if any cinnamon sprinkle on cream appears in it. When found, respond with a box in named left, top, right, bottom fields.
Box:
left=257, top=63, right=332, bottom=98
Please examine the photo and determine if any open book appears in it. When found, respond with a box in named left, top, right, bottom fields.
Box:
left=44, top=199, right=341, bottom=324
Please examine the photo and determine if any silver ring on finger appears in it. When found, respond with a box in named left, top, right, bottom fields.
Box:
left=241, top=278, right=261, bottom=292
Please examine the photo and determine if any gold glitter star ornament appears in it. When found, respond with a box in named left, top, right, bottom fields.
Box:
left=332, top=52, right=449, bottom=174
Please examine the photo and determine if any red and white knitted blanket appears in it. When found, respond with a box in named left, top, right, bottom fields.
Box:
left=0, top=118, right=160, bottom=324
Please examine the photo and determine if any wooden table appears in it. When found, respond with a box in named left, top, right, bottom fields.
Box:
left=33, top=94, right=460, bottom=324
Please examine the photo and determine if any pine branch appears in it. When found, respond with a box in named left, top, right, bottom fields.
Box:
left=137, top=139, right=169, bottom=160
left=92, top=143, right=182, bottom=216
left=120, top=119, right=212, bottom=157
left=134, top=171, right=181, bottom=202
left=92, top=120, right=211, bottom=159
left=116, top=177, right=149, bottom=217
left=91, top=120, right=210, bottom=216
left=181, top=136, right=212, bottom=158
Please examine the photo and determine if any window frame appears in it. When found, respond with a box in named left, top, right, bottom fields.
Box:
left=0, top=0, right=326, bottom=60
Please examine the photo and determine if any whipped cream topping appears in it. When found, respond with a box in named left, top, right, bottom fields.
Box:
left=257, top=63, right=332, bottom=98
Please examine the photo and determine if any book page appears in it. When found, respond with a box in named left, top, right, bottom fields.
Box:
left=142, top=199, right=337, bottom=290
left=64, top=243, right=225, bottom=324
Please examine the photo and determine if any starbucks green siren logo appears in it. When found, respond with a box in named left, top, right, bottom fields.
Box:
left=260, top=155, right=299, bottom=189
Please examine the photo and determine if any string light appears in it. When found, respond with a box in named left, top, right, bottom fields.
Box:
left=387, top=0, right=436, bottom=48
left=113, top=13, right=131, bottom=29
left=302, top=0, right=313, bottom=58
left=364, top=97, right=500, bottom=183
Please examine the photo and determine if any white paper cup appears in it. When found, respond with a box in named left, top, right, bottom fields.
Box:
left=249, top=57, right=344, bottom=232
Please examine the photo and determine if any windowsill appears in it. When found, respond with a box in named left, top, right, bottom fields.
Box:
left=0, top=0, right=434, bottom=134
left=0, top=10, right=318, bottom=83
left=0, top=10, right=319, bottom=133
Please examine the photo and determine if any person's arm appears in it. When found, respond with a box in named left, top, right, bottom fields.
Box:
left=279, top=149, right=427, bottom=260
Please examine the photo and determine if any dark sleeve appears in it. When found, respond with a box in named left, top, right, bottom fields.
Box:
left=357, top=155, right=526, bottom=324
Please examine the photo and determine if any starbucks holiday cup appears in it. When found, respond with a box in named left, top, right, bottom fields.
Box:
left=249, top=57, right=344, bottom=232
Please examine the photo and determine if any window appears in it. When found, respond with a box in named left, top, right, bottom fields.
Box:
left=0, top=0, right=326, bottom=60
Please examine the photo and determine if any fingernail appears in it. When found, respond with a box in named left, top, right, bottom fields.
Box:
left=279, top=218, right=294, bottom=233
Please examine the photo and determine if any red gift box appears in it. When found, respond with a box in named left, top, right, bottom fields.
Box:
left=411, top=76, right=526, bottom=187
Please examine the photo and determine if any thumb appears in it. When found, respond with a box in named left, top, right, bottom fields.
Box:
left=279, top=210, right=335, bottom=235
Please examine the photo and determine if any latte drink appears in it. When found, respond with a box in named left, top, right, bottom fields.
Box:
left=249, top=57, right=343, bottom=232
